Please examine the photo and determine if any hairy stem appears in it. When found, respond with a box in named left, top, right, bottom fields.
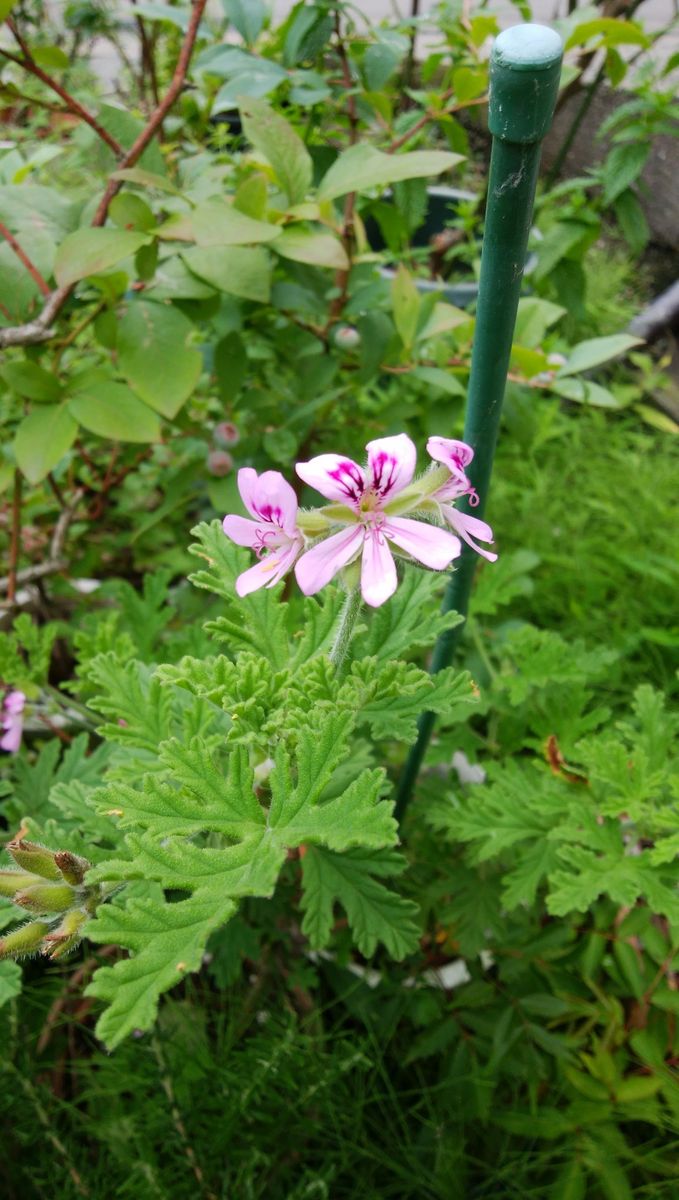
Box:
left=329, top=587, right=362, bottom=671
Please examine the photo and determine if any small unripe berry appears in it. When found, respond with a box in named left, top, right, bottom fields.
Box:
left=333, top=325, right=361, bottom=350
left=207, top=450, right=234, bottom=477
left=214, top=421, right=240, bottom=447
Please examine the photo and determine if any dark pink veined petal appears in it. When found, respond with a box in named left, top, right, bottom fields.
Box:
left=237, top=467, right=299, bottom=535
left=295, top=525, right=364, bottom=595
left=427, top=437, right=474, bottom=473
left=360, top=526, right=398, bottom=607
left=385, top=516, right=461, bottom=569
left=441, top=505, right=497, bottom=562
left=365, top=434, right=416, bottom=501
left=3, top=691, right=25, bottom=715
left=222, top=514, right=261, bottom=548
left=295, top=455, right=366, bottom=506
left=236, top=539, right=301, bottom=596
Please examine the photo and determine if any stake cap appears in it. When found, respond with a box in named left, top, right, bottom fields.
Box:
left=489, top=24, right=563, bottom=144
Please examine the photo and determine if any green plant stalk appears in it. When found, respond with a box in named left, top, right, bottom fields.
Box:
left=329, top=587, right=362, bottom=672
left=395, top=24, right=563, bottom=822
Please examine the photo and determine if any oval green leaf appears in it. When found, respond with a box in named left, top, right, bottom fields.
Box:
left=54, top=228, right=149, bottom=287
left=191, top=198, right=280, bottom=246
left=183, top=246, right=271, bottom=302
left=317, top=144, right=464, bottom=202
left=68, top=382, right=161, bottom=442
left=1, top=360, right=62, bottom=402
left=117, top=301, right=202, bottom=419
left=14, top=405, right=78, bottom=483
left=273, top=228, right=348, bottom=270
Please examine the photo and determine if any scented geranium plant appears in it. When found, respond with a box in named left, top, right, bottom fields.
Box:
left=0, top=432, right=490, bottom=1048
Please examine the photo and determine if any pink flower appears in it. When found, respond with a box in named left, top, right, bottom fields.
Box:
left=1, top=690, right=26, bottom=754
left=427, top=437, right=497, bottom=563
left=295, top=434, right=461, bottom=607
left=222, top=468, right=304, bottom=596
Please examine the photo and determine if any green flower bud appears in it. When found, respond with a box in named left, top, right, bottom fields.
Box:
left=0, top=921, right=50, bottom=959
left=297, top=509, right=333, bottom=535
left=7, top=839, right=61, bottom=881
left=44, top=910, right=88, bottom=959
left=54, top=850, right=90, bottom=886
left=0, top=870, right=38, bottom=898
left=14, top=883, right=75, bottom=914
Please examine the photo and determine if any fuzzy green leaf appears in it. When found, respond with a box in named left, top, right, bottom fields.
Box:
left=85, top=889, right=238, bottom=1048
left=301, top=846, right=420, bottom=958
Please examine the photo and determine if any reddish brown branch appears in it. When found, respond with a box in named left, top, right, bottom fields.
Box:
left=387, top=92, right=487, bottom=153
left=328, top=10, right=359, bottom=323
left=0, top=219, right=51, bottom=296
left=4, top=21, right=124, bottom=155
left=0, top=1, right=208, bottom=351
left=92, top=0, right=209, bottom=225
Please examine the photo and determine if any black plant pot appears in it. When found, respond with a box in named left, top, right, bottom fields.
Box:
left=363, top=186, right=537, bottom=308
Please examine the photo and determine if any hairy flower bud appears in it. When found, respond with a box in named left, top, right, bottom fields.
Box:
left=0, top=870, right=38, bottom=898
left=207, top=449, right=234, bottom=477
left=44, top=909, right=88, bottom=959
left=14, top=883, right=75, bottom=914
left=0, top=921, right=50, bottom=959
left=54, top=850, right=90, bottom=886
left=214, top=421, right=240, bottom=447
left=7, top=838, right=61, bottom=880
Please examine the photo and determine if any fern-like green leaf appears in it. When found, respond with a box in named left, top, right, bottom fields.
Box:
left=85, top=890, right=239, bottom=1049
left=301, top=846, right=420, bottom=959
left=189, top=521, right=289, bottom=668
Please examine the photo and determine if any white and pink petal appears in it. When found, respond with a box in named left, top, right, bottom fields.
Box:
left=366, top=434, right=416, bottom=501
left=295, top=525, right=364, bottom=596
left=222, top=514, right=261, bottom=548
left=360, top=527, right=398, bottom=607
left=440, top=505, right=497, bottom=562
left=236, top=468, right=299, bottom=535
left=296, top=454, right=366, bottom=505
left=385, top=516, right=461, bottom=569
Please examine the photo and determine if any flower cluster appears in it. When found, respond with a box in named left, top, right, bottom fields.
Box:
left=1, top=689, right=25, bottom=754
left=222, top=435, right=496, bottom=608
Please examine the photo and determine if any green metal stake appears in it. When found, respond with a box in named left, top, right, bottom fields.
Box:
left=395, top=23, right=563, bottom=822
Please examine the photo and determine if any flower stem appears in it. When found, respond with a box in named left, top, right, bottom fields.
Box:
left=329, top=587, right=362, bottom=672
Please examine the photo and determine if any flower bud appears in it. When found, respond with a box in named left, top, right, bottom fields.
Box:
left=0, top=870, right=38, bottom=898
left=7, top=839, right=61, bottom=881
left=54, top=850, right=90, bottom=886
left=0, top=921, right=49, bottom=959
left=214, top=421, right=240, bottom=447
left=14, top=883, right=75, bottom=914
left=207, top=449, right=234, bottom=477
left=44, top=909, right=88, bottom=959
left=333, top=325, right=361, bottom=350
